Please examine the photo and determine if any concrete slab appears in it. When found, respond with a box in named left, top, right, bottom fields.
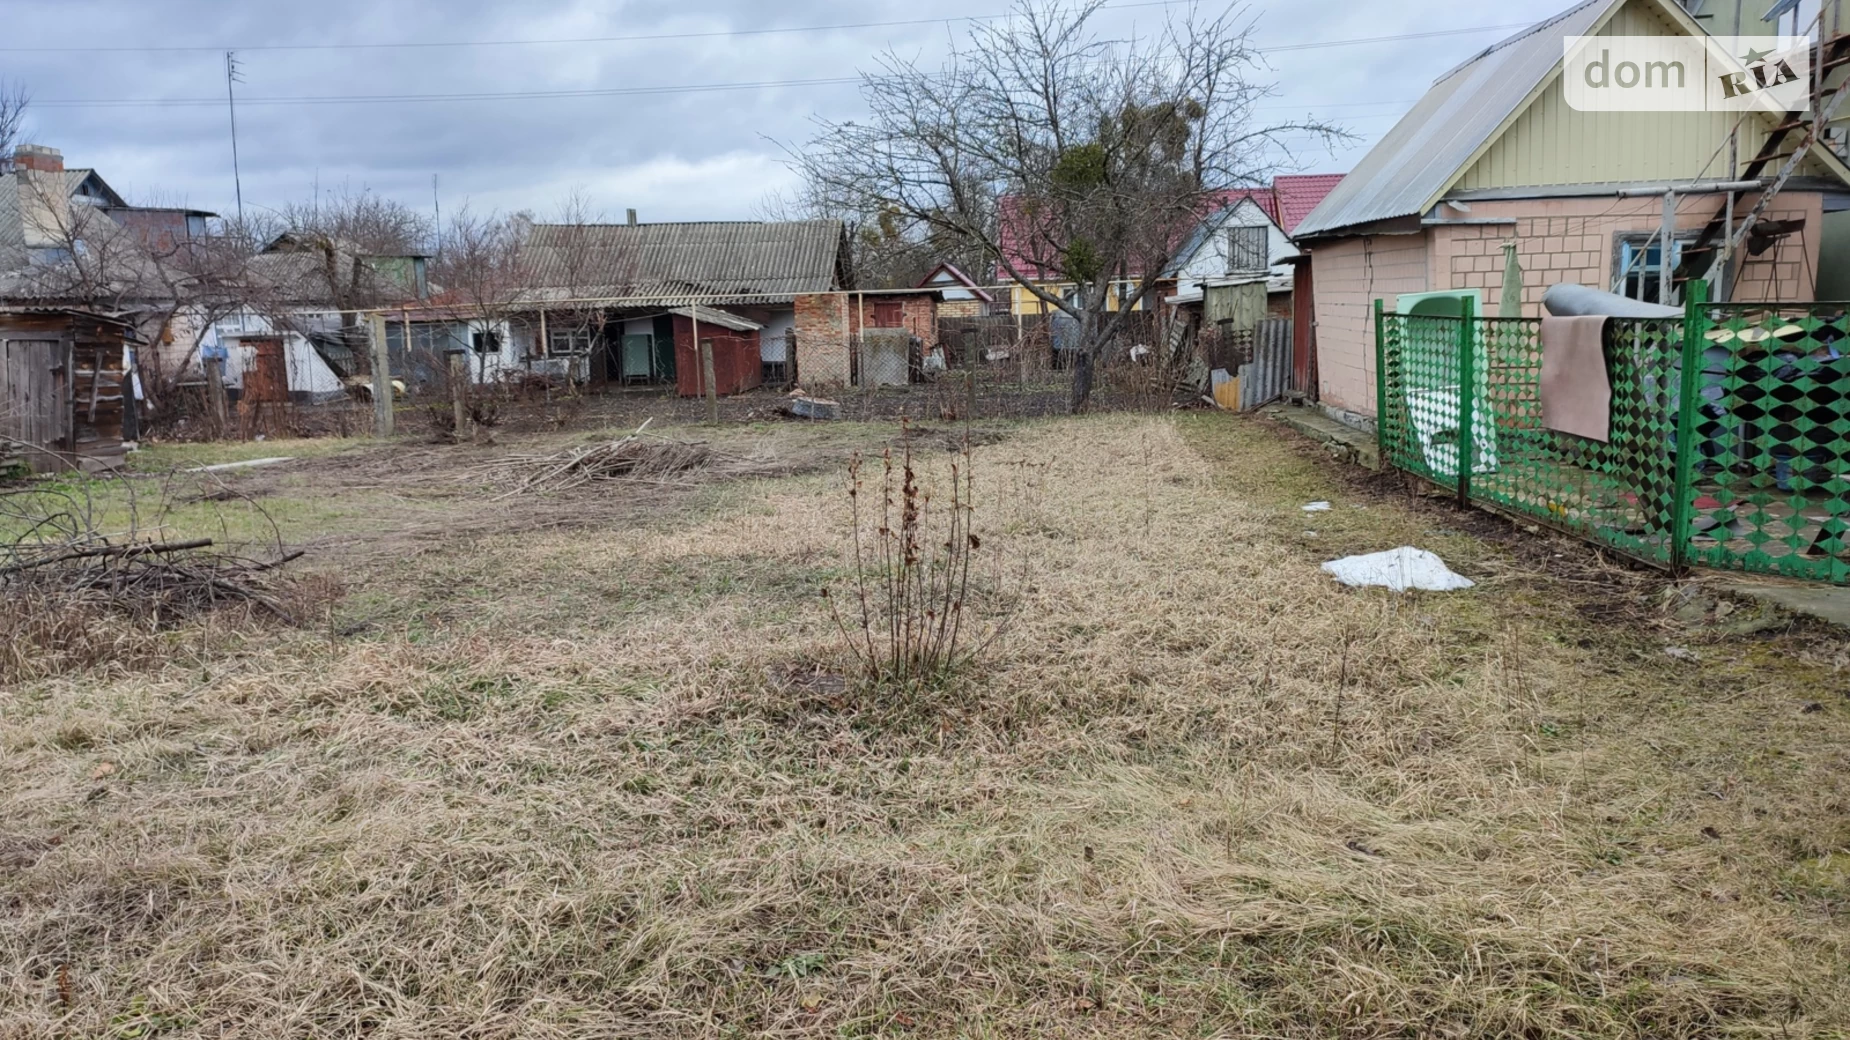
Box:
left=1261, top=404, right=1379, bottom=469
left=1717, top=579, right=1850, bottom=630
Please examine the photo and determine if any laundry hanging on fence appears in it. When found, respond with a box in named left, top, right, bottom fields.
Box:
left=1539, top=315, right=1612, bottom=443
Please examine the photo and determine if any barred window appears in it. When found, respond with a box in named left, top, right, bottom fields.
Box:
left=1226, top=225, right=1269, bottom=273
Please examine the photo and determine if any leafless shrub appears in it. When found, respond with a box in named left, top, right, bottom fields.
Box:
left=825, top=422, right=1008, bottom=689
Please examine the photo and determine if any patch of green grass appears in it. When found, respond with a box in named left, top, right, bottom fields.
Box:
left=128, top=436, right=368, bottom=473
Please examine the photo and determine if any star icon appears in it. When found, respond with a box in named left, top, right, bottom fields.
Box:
left=1741, top=46, right=1773, bottom=64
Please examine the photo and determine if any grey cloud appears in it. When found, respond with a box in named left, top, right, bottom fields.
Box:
left=2, top=0, right=1569, bottom=222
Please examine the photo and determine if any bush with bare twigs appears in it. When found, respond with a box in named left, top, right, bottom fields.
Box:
left=824, top=423, right=1009, bottom=689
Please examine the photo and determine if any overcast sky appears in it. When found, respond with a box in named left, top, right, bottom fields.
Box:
left=0, top=0, right=1572, bottom=225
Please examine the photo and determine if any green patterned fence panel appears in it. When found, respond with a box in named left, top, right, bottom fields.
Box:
left=1680, top=304, right=1850, bottom=584
left=1376, top=311, right=1496, bottom=491
left=1472, top=317, right=1685, bottom=564
left=1377, top=308, right=1684, bottom=567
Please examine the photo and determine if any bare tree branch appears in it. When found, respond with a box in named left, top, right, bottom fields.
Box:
left=789, top=0, right=1348, bottom=410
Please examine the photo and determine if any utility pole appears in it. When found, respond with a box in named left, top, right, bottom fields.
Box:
left=225, top=52, right=245, bottom=228
left=432, top=174, right=441, bottom=258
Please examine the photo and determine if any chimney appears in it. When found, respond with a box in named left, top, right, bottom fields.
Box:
left=13, top=143, right=64, bottom=174
left=13, top=144, right=71, bottom=251
left=626, top=208, right=638, bottom=226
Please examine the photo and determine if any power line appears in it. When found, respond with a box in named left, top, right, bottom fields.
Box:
left=33, top=77, right=866, bottom=109
left=5, top=11, right=1534, bottom=58
left=1260, top=24, right=1531, bottom=53
left=25, top=20, right=1532, bottom=113
left=4, top=1, right=1188, bottom=54
left=32, top=78, right=1424, bottom=112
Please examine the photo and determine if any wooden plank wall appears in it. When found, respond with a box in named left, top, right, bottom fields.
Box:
left=1, top=336, right=72, bottom=472
left=1, top=313, right=129, bottom=472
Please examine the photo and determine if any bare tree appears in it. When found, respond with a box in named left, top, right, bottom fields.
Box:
left=0, top=79, right=27, bottom=160
left=794, top=0, right=1344, bottom=410
left=432, top=206, right=531, bottom=314
left=760, top=185, right=987, bottom=291
left=278, top=184, right=433, bottom=258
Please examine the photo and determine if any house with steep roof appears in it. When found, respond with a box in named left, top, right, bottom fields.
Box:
left=1163, top=193, right=1300, bottom=306
left=915, top=262, right=995, bottom=317
left=1291, top=0, right=1850, bottom=424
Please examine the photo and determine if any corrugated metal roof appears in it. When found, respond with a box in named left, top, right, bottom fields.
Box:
left=1293, top=0, right=1618, bottom=239
left=524, top=219, right=842, bottom=303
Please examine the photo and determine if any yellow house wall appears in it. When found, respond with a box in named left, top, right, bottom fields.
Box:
left=1007, top=281, right=1146, bottom=315
left=1454, top=1, right=1836, bottom=193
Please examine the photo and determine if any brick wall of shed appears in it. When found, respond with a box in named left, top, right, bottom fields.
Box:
left=795, top=293, right=851, bottom=386
left=1307, top=234, right=1429, bottom=417
left=892, top=295, right=937, bottom=346
left=795, top=293, right=939, bottom=386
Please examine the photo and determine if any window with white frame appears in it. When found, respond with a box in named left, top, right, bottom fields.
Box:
left=548, top=326, right=596, bottom=355
left=1613, top=233, right=1696, bottom=304
left=1225, top=225, right=1269, bottom=274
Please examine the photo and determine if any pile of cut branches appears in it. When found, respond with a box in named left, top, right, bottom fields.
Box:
left=2, top=475, right=309, bottom=681
left=3, top=473, right=307, bottom=618
left=492, top=419, right=779, bottom=497
left=2, top=534, right=304, bottom=623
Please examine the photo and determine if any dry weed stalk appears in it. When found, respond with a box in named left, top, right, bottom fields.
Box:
left=825, top=422, right=999, bottom=688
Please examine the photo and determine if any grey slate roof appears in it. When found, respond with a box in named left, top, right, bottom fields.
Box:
left=0, top=175, right=23, bottom=269
left=1293, top=0, right=1618, bottom=239
left=523, top=219, right=843, bottom=304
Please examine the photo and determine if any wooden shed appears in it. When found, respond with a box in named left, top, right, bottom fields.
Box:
left=0, top=308, right=138, bottom=473
left=669, top=307, right=763, bottom=398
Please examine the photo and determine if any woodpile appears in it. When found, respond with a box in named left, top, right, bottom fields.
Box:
left=491, top=419, right=781, bottom=497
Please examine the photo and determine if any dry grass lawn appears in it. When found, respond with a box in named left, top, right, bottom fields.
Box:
left=3, top=412, right=1848, bottom=1038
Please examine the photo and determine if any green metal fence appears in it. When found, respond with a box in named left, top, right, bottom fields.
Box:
left=1375, top=285, right=1850, bottom=585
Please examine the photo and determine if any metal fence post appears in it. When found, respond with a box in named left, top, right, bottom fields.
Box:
left=1373, top=298, right=1389, bottom=463
left=1669, top=279, right=1709, bottom=571
left=1455, top=297, right=1477, bottom=508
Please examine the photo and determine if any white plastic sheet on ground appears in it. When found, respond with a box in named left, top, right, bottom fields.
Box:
left=1321, top=547, right=1475, bottom=592
left=1301, top=501, right=1332, bottom=512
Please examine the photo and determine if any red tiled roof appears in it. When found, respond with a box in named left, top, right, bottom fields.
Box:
left=1272, top=174, right=1346, bottom=235
left=996, top=187, right=1280, bottom=280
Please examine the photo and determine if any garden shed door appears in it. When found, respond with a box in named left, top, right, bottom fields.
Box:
left=0, top=337, right=73, bottom=472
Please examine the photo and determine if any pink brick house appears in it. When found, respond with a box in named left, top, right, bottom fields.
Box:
left=1292, top=0, right=1850, bottom=424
